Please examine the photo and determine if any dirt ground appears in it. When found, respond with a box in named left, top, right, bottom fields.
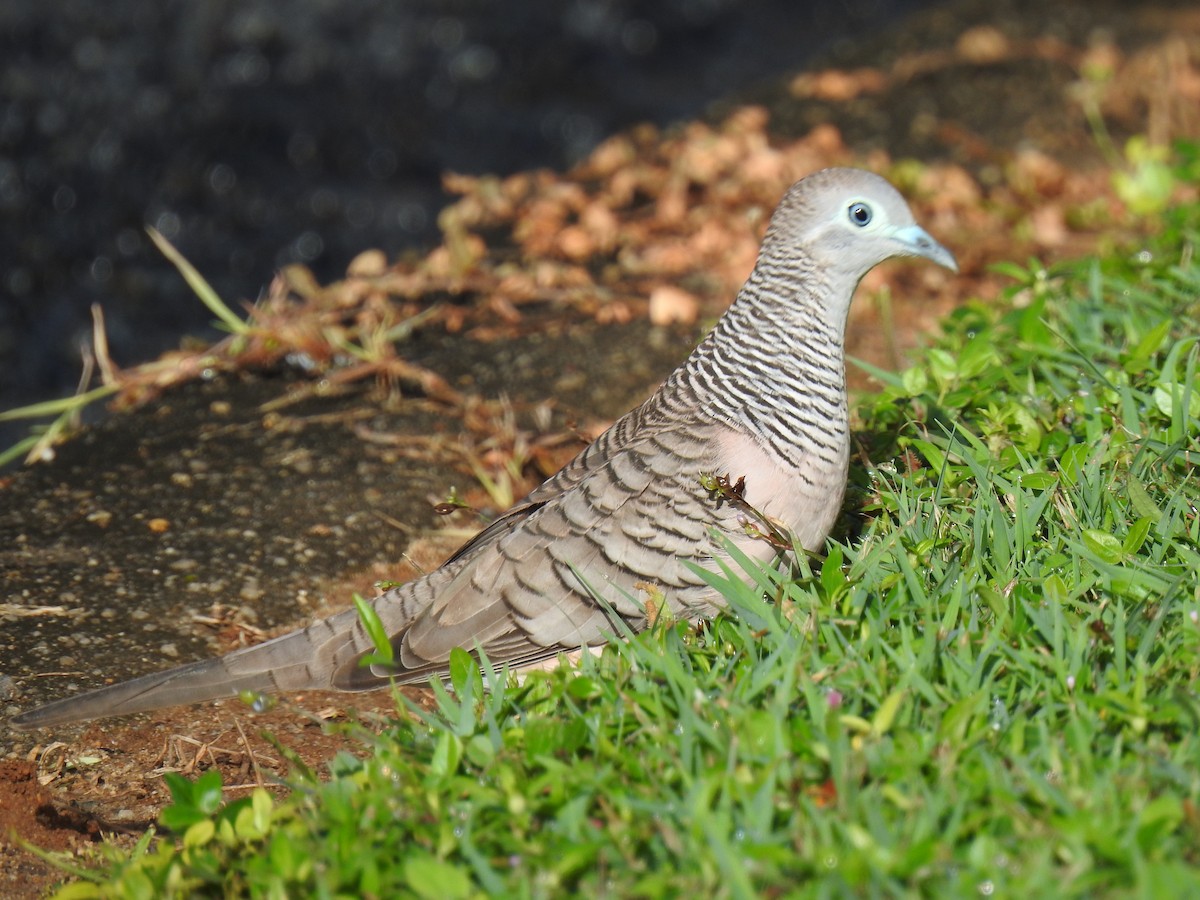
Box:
left=2, top=0, right=1198, bottom=894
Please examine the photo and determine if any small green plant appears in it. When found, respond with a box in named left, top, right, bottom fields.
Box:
left=1112, top=136, right=1178, bottom=217
left=353, top=591, right=396, bottom=668
left=145, top=228, right=253, bottom=338
left=1, top=231, right=449, bottom=466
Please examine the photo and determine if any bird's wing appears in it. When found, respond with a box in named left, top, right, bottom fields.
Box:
left=9, top=419, right=726, bottom=728
left=440, top=399, right=662, bottom=567
left=336, top=416, right=727, bottom=688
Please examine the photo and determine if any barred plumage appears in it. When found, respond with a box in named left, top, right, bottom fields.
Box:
left=11, top=167, right=956, bottom=729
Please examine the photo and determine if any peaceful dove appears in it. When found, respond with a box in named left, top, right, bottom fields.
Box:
left=11, top=168, right=956, bottom=729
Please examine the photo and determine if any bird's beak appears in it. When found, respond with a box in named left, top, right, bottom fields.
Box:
left=892, top=224, right=958, bottom=273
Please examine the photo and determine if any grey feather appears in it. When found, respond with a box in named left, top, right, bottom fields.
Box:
left=10, top=168, right=956, bottom=729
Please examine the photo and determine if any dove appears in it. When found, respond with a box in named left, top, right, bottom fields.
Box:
left=11, top=167, right=956, bottom=729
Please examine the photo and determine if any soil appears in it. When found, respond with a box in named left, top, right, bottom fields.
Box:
left=1, top=0, right=1198, bottom=894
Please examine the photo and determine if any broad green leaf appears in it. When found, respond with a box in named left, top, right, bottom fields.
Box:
left=1083, top=529, right=1124, bottom=564
left=430, top=731, right=463, bottom=778
left=183, top=819, right=215, bottom=849
left=1127, top=477, right=1161, bottom=521
left=405, top=855, right=471, bottom=900
left=1123, top=517, right=1154, bottom=555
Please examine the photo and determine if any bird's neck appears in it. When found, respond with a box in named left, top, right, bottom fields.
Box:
left=714, top=260, right=849, bottom=366
left=670, top=257, right=854, bottom=465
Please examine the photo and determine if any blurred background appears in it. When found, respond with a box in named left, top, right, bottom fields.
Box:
left=0, top=0, right=939, bottom=439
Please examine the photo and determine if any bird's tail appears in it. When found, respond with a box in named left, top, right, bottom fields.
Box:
left=9, top=604, right=378, bottom=730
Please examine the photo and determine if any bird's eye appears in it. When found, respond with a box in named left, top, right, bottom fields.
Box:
left=848, top=202, right=873, bottom=227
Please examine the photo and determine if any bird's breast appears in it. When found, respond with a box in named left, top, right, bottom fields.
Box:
left=711, top=424, right=849, bottom=552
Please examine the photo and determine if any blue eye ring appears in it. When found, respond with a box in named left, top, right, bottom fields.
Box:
left=848, top=202, right=873, bottom=227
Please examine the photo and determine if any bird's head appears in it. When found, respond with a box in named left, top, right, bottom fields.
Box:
left=763, top=168, right=958, bottom=285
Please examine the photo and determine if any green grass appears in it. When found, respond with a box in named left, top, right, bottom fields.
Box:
left=39, top=167, right=1200, bottom=897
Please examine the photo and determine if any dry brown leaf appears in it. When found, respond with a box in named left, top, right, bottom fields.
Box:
left=648, top=285, right=699, bottom=326
left=955, top=26, right=1010, bottom=65
left=1030, top=203, right=1069, bottom=247
left=346, top=249, right=388, bottom=277
left=791, top=68, right=888, bottom=101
